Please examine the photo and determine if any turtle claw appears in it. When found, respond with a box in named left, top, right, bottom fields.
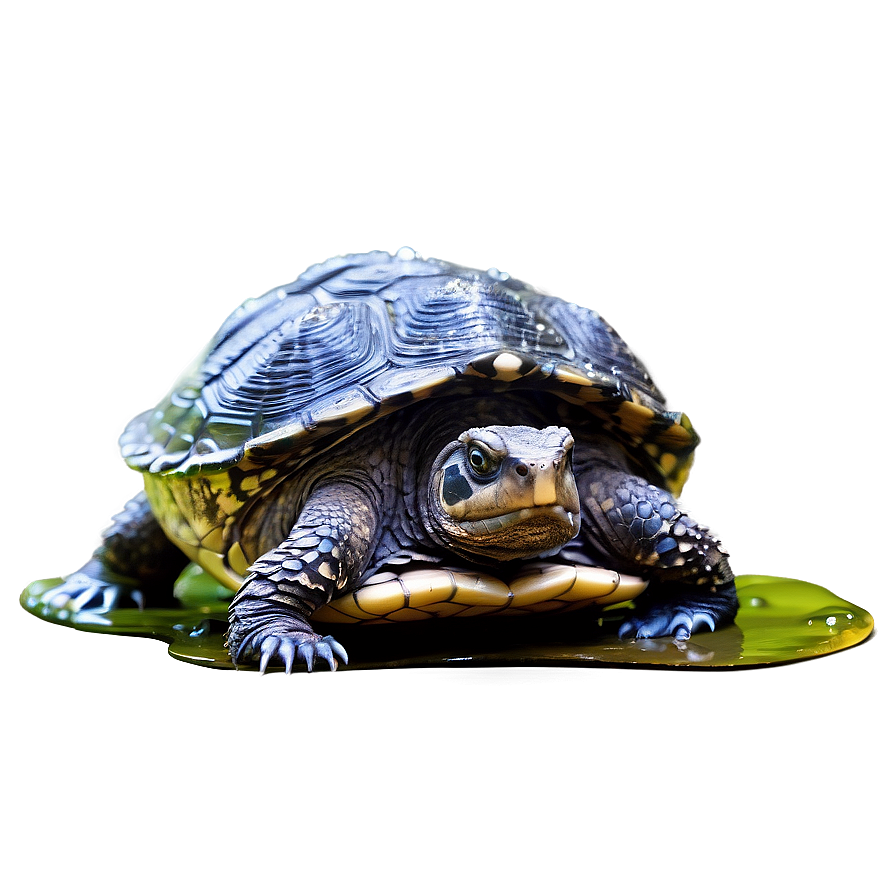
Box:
left=314, top=638, right=337, bottom=671
left=258, top=635, right=306, bottom=674
left=251, top=632, right=347, bottom=674
left=258, top=636, right=280, bottom=674
left=326, top=636, right=349, bottom=667
left=619, top=606, right=718, bottom=641
left=278, top=639, right=297, bottom=674
left=39, top=571, right=141, bottom=615
left=299, top=641, right=316, bottom=672
left=672, top=611, right=715, bottom=640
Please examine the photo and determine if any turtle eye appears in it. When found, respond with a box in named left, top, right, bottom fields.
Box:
left=467, top=444, right=497, bottom=478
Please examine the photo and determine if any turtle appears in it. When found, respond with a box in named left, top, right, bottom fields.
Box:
left=42, top=249, right=737, bottom=672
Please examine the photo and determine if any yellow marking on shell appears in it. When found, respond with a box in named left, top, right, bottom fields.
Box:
left=210, top=471, right=247, bottom=516
left=146, top=473, right=264, bottom=595
left=489, top=352, right=524, bottom=382
left=619, top=401, right=655, bottom=420
left=408, top=367, right=457, bottom=399
left=200, top=527, right=225, bottom=554
left=172, top=470, right=245, bottom=545
left=600, top=497, right=615, bottom=513
left=553, top=364, right=594, bottom=387
left=227, top=542, right=250, bottom=578
left=312, top=389, right=375, bottom=427
left=615, top=401, right=656, bottom=436
left=246, top=421, right=308, bottom=452
left=571, top=386, right=607, bottom=404
left=533, top=470, right=557, bottom=506
left=241, top=475, right=261, bottom=493
left=659, top=452, right=679, bottom=474
left=368, top=365, right=453, bottom=398
left=165, top=479, right=208, bottom=543
left=197, top=547, right=244, bottom=591
left=143, top=474, right=201, bottom=549
left=662, top=422, right=696, bottom=447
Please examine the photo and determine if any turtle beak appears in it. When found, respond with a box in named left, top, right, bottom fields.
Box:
left=510, top=433, right=579, bottom=515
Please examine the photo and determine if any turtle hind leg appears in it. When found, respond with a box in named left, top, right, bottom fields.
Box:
left=576, top=457, right=738, bottom=640
left=41, top=492, right=188, bottom=615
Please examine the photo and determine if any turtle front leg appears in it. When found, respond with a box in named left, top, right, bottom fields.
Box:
left=576, top=463, right=737, bottom=640
left=40, top=492, right=187, bottom=613
left=227, top=480, right=379, bottom=673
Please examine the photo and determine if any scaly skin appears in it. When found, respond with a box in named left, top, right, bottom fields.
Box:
left=226, top=479, right=379, bottom=672
left=574, top=443, right=736, bottom=639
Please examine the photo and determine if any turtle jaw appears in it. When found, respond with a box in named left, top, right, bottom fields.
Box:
left=455, top=504, right=579, bottom=537
left=451, top=503, right=581, bottom=563
left=427, top=424, right=581, bottom=562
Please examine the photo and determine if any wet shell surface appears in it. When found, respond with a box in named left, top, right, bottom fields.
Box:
left=122, top=250, right=697, bottom=484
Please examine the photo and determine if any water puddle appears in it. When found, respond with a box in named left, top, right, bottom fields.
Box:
left=21, top=568, right=874, bottom=671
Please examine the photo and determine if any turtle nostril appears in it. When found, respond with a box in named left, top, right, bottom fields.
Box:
left=514, top=463, right=529, bottom=477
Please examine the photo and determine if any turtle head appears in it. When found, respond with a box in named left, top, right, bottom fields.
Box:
left=427, top=425, right=580, bottom=562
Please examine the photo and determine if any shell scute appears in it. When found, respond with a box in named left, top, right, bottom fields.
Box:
left=120, top=250, right=699, bottom=493
left=382, top=273, right=552, bottom=363
left=294, top=250, right=439, bottom=298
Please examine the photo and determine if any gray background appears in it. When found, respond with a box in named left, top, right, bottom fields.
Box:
left=3, top=3, right=892, bottom=894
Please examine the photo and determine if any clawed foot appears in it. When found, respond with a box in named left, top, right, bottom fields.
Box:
left=39, top=569, right=147, bottom=615
left=618, top=581, right=737, bottom=641
left=260, top=633, right=348, bottom=674
left=618, top=606, right=718, bottom=641
left=234, top=630, right=348, bottom=673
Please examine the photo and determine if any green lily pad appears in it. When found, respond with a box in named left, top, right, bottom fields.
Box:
left=20, top=566, right=874, bottom=671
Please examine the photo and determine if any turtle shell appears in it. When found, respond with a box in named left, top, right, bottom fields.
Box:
left=121, top=249, right=698, bottom=495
